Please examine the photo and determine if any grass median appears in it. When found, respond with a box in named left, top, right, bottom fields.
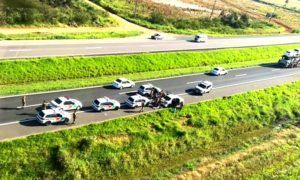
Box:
left=0, top=44, right=299, bottom=96
left=0, top=81, right=299, bottom=178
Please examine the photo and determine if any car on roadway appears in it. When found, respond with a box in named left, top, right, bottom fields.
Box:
left=92, top=97, right=121, bottom=112
left=126, top=94, right=150, bottom=108
left=210, top=67, right=228, bottom=76
left=50, top=96, right=83, bottom=111
left=151, top=33, right=164, bottom=40
left=138, top=83, right=162, bottom=96
left=36, top=108, right=71, bottom=126
left=161, top=94, right=184, bottom=108
left=194, top=81, right=213, bottom=95
left=112, top=78, right=135, bottom=89
left=194, top=34, right=208, bottom=43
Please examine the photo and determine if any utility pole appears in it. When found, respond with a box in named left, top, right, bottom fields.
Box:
left=210, top=0, right=217, bottom=19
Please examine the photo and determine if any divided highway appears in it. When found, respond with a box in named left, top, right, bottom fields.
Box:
left=0, top=65, right=299, bottom=140
left=0, top=35, right=300, bottom=59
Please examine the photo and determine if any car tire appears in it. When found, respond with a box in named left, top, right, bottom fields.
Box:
left=65, top=118, right=69, bottom=124
left=45, top=121, right=51, bottom=126
left=115, top=106, right=119, bottom=110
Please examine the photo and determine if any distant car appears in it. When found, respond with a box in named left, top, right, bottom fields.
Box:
left=138, top=84, right=162, bottom=96
left=50, top=96, right=82, bottom=111
left=194, top=81, right=213, bottom=95
left=151, top=33, right=164, bottom=40
left=36, top=109, right=71, bottom=126
left=126, top=94, right=150, bottom=108
left=210, top=67, right=228, bottom=76
left=194, top=34, right=208, bottom=43
left=92, top=97, right=120, bottom=112
left=161, top=94, right=184, bottom=108
left=112, top=78, right=135, bottom=89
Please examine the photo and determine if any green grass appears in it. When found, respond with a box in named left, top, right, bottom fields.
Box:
left=1, top=44, right=299, bottom=96
left=92, top=0, right=283, bottom=36
left=0, top=81, right=299, bottom=179
left=0, top=30, right=142, bottom=40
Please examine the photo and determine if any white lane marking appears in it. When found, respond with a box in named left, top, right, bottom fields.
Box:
left=177, top=72, right=300, bottom=96
left=1, top=72, right=299, bottom=127
left=236, top=74, right=247, bottom=77
left=84, top=46, right=102, bottom=50
left=16, top=103, right=43, bottom=109
left=119, top=91, right=137, bottom=95
left=8, top=49, right=32, bottom=52
left=0, top=66, right=262, bottom=99
left=186, top=81, right=201, bottom=85
left=272, top=69, right=281, bottom=72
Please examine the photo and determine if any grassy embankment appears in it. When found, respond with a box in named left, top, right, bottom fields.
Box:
left=0, top=81, right=299, bottom=179
left=0, top=44, right=299, bottom=96
left=92, top=0, right=283, bottom=36
left=0, top=0, right=142, bottom=40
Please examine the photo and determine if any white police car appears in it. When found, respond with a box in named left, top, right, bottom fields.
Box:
left=161, top=94, right=184, bottom=108
left=126, top=94, right=150, bottom=108
left=50, top=96, right=82, bottom=111
left=92, top=97, right=121, bottom=112
left=210, top=67, right=228, bottom=76
left=194, top=81, right=213, bottom=94
left=138, top=84, right=162, bottom=96
left=112, top=78, right=135, bottom=89
left=36, top=109, right=71, bottom=126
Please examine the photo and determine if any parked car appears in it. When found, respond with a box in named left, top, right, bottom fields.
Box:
left=50, top=96, right=82, bottom=111
left=194, top=34, right=208, bottom=43
left=210, top=67, right=228, bottom=76
left=138, top=84, right=161, bottom=96
left=151, top=33, right=164, bottom=40
left=126, top=94, right=150, bottom=108
left=92, top=97, right=121, bottom=112
left=112, top=78, right=135, bottom=89
left=36, top=109, right=71, bottom=126
left=194, top=81, right=213, bottom=95
left=161, top=94, right=184, bottom=108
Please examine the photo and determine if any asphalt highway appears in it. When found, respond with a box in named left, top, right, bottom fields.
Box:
left=0, top=65, right=299, bottom=140
left=0, top=35, right=300, bottom=59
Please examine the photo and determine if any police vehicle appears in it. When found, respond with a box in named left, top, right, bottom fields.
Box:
left=126, top=94, right=150, bottom=108
left=210, top=67, right=228, bottom=76
left=92, top=97, right=121, bottom=112
left=50, top=96, right=83, bottom=111
left=36, top=109, right=71, bottom=126
left=194, top=81, right=213, bottom=95
left=161, top=94, right=184, bottom=108
left=138, top=84, right=162, bottom=96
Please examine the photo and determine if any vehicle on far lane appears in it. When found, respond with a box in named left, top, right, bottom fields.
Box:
left=126, top=94, right=150, bottom=108
left=194, top=81, right=213, bottom=95
left=161, top=94, right=184, bottom=108
left=151, top=33, right=164, bottom=40
left=36, top=108, right=71, bottom=126
left=50, top=96, right=82, bottom=111
left=112, top=78, right=135, bottom=89
left=194, top=34, right=208, bottom=43
left=278, top=49, right=300, bottom=68
left=92, top=97, right=120, bottom=112
left=210, top=67, right=228, bottom=76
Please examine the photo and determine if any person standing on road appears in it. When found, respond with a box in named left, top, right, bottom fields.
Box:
left=42, top=100, right=47, bottom=110
left=72, top=110, right=77, bottom=124
left=139, top=101, right=145, bottom=113
left=21, top=96, right=26, bottom=109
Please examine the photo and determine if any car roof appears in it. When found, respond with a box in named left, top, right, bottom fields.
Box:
left=130, top=94, right=145, bottom=100
left=42, top=109, right=63, bottom=115
left=97, top=97, right=111, bottom=103
left=57, top=96, right=68, bottom=101
left=117, top=78, right=128, bottom=81
left=141, top=83, right=153, bottom=88
left=199, top=81, right=212, bottom=86
left=166, top=94, right=179, bottom=99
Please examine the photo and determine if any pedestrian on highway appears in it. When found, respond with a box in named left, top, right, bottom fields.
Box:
left=42, top=100, right=47, bottom=110
left=139, top=101, right=145, bottom=113
left=72, top=110, right=77, bottom=124
left=21, top=96, right=26, bottom=109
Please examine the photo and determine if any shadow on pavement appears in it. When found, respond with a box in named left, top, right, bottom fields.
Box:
left=103, top=85, right=116, bottom=90
left=259, top=63, right=280, bottom=68
left=16, top=112, right=36, bottom=116
left=185, top=88, right=201, bottom=96
left=0, top=107, right=19, bottom=110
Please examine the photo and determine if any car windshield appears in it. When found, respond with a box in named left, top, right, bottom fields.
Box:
left=164, top=96, right=172, bottom=101
left=38, top=111, right=45, bottom=117
left=128, top=97, right=134, bottom=102
left=198, top=83, right=207, bottom=88
left=54, top=98, right=62, bottom=104
left=214, top=68, right=219, bottom=71
left=94, top=100, right=100, bottom=105
left=139, top=86, right=145, bottom=90
left=116, top=79, right=122, bottom=83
